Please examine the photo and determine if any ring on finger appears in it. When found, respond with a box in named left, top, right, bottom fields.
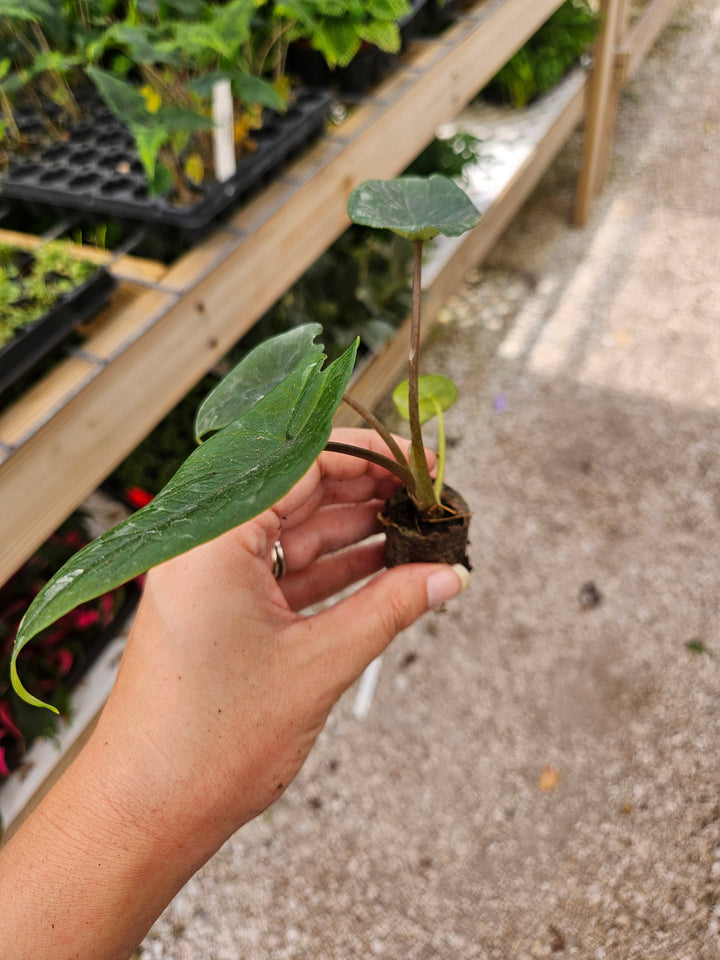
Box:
left=271, top=540, right=287, bottom=579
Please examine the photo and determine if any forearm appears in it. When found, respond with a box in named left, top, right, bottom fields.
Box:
left=0, top=716, right=228, bottom=960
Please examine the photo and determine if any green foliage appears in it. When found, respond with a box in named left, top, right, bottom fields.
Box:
left=347, top=175, right=482, bottom=242
left=483, top=0, right=600, bottom=108
left=12, top=329, right=358, bottom=710
left=0, top=241, right=98, bottom=348
left=11, top=175, right=481, bottom=711
left=271, top=0, right=410, bottom=68
left=348, top=174, right=479, bottom=512
left=404, top=132, right=483, bottom=181
left=392, top=374, right=457, bottom=425
left=392, top=374, right=457, bottom=499
left=196, top=324, right=325, bottom=439
left=0, top=0, right=287, bottom=195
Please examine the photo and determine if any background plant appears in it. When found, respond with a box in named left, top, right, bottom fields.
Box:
left=269, top=0, right=411, bottom=69
left=481, top=0, right=600, bottom=108
left=0, top=241, right=99, bottom=348
left=0, top=0, right=288, bottom=196
left=0, top=0, right=122, bottom=161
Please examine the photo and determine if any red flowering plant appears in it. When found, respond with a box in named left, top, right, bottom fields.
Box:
left=0, top=513, right=137, bottom=782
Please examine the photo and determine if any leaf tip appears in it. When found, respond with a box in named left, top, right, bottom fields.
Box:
left=10, top=657, right=59, bottom=715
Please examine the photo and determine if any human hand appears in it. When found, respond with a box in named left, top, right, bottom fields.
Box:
left=98, top=429, right=468, bottom=846
left=0, top=429, right=470, bottom=960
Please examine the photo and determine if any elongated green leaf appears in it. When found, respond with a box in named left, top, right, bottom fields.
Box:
left=186, top=71, right=285, bottom=111
left=87, top=66, right=150, bottom=127
left=195, top=323, right=324, bottom=440
left=347, top=175, right=481, bottom=242
left=392, top=374, right=458, bottom=424
left=12, top=339, right=358, bottom=711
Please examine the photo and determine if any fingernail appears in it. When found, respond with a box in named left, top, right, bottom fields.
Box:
left=427, top=564, right=471, bottom=608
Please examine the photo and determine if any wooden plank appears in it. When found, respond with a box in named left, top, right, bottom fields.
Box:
left=75, top=288, right=178, bottom=362
left=574, top=0, right=625, bottom=225
left=336, top=78, right=587, bottom=425
left=0, top=356, right=97, bottom=446
left=0, top=227, right=167, bottom=284
left=592, top=0, right=632, bottom=192
left=618, top=0, right=679, bottom=82
left=159, top=229, right=242, bottom=292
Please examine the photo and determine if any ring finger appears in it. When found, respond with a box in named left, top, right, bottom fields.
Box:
left=278, top=500, right=385, bottom=573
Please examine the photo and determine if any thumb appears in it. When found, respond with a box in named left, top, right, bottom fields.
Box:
left=311, top=563, right=471, bottom=687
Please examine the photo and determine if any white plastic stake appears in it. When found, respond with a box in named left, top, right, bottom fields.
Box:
left=353, top=655, right=383, bottom=721
left=212, top=79, right=236, bottom=183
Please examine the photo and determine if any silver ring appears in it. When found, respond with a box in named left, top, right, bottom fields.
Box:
left=271, top=540, right=287, bottom=579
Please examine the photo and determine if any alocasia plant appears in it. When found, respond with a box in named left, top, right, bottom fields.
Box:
left=11, top=174, right=480, bottom=711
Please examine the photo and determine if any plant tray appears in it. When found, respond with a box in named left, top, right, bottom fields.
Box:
left=0, top=262, right=116, bottom=394
left=0, top=89, right=333, bottom=234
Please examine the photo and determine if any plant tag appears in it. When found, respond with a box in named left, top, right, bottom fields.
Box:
left=212, top=80, right=236, bottom=183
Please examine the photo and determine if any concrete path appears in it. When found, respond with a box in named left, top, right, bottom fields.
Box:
left=140, top=2, right=720, bottom=957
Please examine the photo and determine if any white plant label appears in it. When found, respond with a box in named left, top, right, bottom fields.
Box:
left=212, top=79, right=236, bottom=182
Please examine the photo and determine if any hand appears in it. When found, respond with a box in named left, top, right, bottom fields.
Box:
left=0, top=428, right=470, bottom=960
left=101, top=428, right=468, bottom=837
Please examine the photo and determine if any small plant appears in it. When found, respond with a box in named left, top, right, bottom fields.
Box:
left=10, top=174, right=480, bottom=711
left=0, top=0, right=288, bottom=198
left=0, top=241, right=99, bottom=348
left=482, top=0, right=599, bottom=108
left=272, top=0, right=412, bottom=70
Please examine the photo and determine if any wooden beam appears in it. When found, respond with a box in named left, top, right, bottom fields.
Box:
left=574, top=0, right=626, bottom=225
left=617, top=0, right=679, bottom=83
left=591, top=0, right=632, bottom=195
left=0, top=228, right=166, bottom=284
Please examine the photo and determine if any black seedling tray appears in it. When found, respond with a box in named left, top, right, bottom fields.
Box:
left=0, top=262, right=116, bottom=394
left=1, top=89, right=333, bottom=234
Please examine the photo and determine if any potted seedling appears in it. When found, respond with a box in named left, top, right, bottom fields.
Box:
left=0, top=240, right=116, bottom=392
left=10, top=174, right=480, bottom=712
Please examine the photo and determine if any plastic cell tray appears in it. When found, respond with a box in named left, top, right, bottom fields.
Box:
left=0, top=89, right=333, bottom=234
left=0, top=263, right=116, bottom=394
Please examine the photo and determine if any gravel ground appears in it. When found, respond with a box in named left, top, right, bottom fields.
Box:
left=139, top=2, right=720, bottom=957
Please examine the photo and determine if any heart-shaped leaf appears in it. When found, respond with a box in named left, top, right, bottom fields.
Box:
left=347, top=176, right=481, bottom=242
left=195, top=323, right=324, bottom=440
left=392, top=374, right=458, bottom=424
left=12, top=338, right=358, bottom=710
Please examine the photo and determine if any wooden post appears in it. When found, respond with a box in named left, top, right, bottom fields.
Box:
left=574, top=0, right=629, bottom=225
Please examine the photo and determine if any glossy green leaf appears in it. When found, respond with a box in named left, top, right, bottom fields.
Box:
left=12, top=338, right=358, bottom=711
left=195, top=323, right=324, bottom=440
left=392, top=374, right=458, bottom=424
left=347, top=175, right=481, bottom=242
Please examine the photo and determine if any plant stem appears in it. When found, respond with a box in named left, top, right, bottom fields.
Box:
left=407, top=239, right=438, bottom=512
left=432, top=399, right=446, bottom=502
left=325, top=442, right=415, bottom=490
left=341, top=393, right=409, bottom=469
